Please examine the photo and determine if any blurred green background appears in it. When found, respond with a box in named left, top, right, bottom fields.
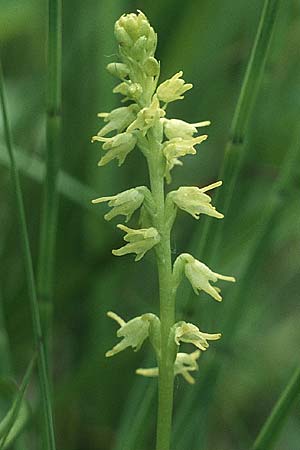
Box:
left=0, top=0, right=300, bottom=449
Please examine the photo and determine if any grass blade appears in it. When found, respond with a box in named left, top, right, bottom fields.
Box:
left=113, top=381, right=156, bottom=450
left=0, top=145, right=97, bottom=212
left=252, top=366, right=300, bottom=450
left=0, top=353, right=36, bottom=449
left=0, top=289, right=12, bottom=376
left=38, top=0, right=62, bottom=329
left=0, top=60, right=57, bottom=450
left=193, top=0, right=281, bottom=264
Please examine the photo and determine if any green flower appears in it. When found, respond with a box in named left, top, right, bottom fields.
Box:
left=112, top=224, right=160, bottom=261
left=91, top=132, right=136, bottom=166
left=92, top=187, right=147, bottom=222
left=173, top=321, right=221, bottom=351
left=127, top=95, right=165, bottom=135
left=136, top=350, right=201, bottom=384
left=174, top=350, right=201, bottom=384
left=174, top=253, right=235, bottom=301
left=163, top=118, right=211, bottom=140
left=167, top=181, right=224, bottom=219
left=96, top=105, right=138, bottom=137
left=162, top=135, right=208, bottom=182
left=106, top=311, right=158, bottom=357
left=157, top=71, right=192, bottom=104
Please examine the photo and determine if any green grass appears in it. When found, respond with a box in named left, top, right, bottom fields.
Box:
left=0, top=61, right=56, bottom=450
left=0, top=1, right=299, bottom=449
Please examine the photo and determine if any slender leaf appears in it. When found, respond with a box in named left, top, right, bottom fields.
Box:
left=37, top=0, right=62, bottom=343
left=0, top=145, right=97, bottom=212
left=0, top=354, right=36, bottom=449
left=191, top=0, right=281, bottom=266
left=0, top=60, right=57, bottom=450
left=252, top=366, right=300, bottom=450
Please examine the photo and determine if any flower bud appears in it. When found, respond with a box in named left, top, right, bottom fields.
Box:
left=144, top=57, right=160, bottom=77
left=114, top=11, right=157, bottom=61
left=168, top=181, right=224, bottom=220
left=163, top=118, right=211, bottom=140
left=157, top=71, right=192, bottom=104
left=92, top=187, right=146, bottom=222
left=113, top=81, right=143, bottom=101
left=91, top=132, right=137, bottom=166
left=112, top=224, right=160, bottom=261
left=106, top=62, right=130, bottom=79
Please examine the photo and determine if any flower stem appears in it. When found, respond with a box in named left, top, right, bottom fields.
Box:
left=147, top=149, right=176, bottom=450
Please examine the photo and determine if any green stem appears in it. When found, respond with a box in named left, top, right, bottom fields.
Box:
left=38, top=0, right=62, bottom=338
left=147, top=149, right=176, bottom=450
left=252, top=366, right=300, bottom=450
left=0, top=61, right=57, bottom=450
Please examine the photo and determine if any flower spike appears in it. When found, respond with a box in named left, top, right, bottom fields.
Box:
left=112, top=224, right=160, bottom=261
left=92, top=10, right=237, bottom=406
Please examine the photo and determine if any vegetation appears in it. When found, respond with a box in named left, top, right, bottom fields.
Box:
left=0, top=1, right=299, bottom=450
